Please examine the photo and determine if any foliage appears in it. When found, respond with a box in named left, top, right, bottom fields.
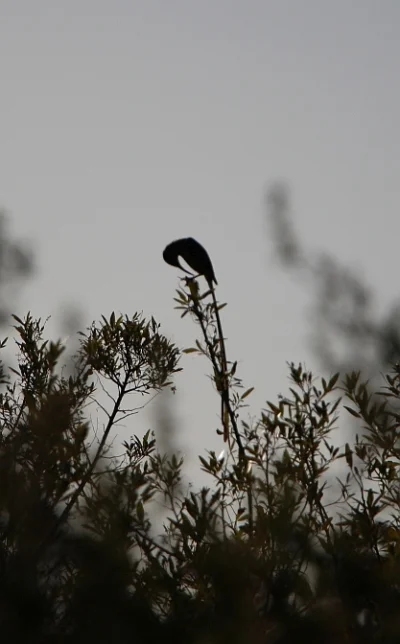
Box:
left=266, top=182, right=400, bottom=377
left=1, top=284, right=400, bottom=643
left=0, top=212, right=33, bottom=325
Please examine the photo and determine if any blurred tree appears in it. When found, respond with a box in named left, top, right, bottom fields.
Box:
left=0, top=210, right=34, bottom=324
left=266, top=182, right=398, bottom=378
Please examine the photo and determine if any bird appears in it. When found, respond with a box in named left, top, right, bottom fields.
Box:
left=163, top=237, right=229, bottom=443
left=162, top=237, right=217, bottom=287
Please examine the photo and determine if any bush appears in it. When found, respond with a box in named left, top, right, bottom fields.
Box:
left=1, top=282, right=400, bottom=643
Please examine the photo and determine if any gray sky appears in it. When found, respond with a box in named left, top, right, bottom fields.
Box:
left=1, top=1, right=400, bottom=461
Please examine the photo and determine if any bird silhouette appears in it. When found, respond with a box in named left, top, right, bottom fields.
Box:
left=163, top=237, right=217, bottom=287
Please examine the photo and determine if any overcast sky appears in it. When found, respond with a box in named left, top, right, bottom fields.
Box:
left=1, top=1, right=400, bottom=463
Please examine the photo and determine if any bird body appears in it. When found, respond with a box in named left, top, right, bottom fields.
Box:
left=163, top=237, right=217, bottom=286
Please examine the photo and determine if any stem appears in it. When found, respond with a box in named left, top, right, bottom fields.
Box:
left=37, top=378, right=128, bottom=555
left=191, top=290, right=244, bottom=459
left=211, top=287, right=229, bottom=443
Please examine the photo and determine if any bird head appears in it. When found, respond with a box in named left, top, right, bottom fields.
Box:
left=163, top=241, right=192, bottom=275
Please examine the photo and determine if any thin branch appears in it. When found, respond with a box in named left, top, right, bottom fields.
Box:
left=189, top=285, right=245, bottom=459
left=37, top=375, right=129, bottom=555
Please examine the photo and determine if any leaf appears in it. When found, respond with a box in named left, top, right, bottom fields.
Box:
left=289, top=387, right=301, bottom=403
left=327, top=372, right=340, bottom=390
left=195, top=340, right=204, bottom=352
left=344, top=405, right=361, bottom=418
left=267, top=401, right=280, bottom=414
left=136, top=501, right=144, bottom=522
left=330, top=397, right=342, bottom=414
left=344, top=442, right=353, bottom=469
left=183, top=348, right=198, bottom=354
left=199, top=456, right=213, bottom=472
left=241, top=387, right=255, bottom=401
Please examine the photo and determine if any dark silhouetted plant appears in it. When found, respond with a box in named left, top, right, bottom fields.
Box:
left=1, top=279, right=400, bottom=643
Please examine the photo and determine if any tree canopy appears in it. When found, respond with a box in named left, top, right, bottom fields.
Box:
left=0, top=269, right=400, bottom=643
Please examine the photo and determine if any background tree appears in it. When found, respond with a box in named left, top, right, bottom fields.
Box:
left=0, top=210, right=34, bottom=326
left=266, top=183, right=399, bottom=378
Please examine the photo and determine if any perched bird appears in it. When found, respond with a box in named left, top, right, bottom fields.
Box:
left=163, top=237, right=217, bottom=287
left=163, top=236, right=229, bottom=443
